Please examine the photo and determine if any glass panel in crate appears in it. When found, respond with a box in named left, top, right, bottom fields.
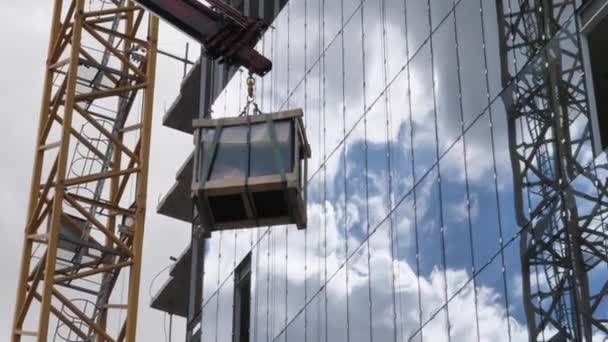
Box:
left=198, top=128, right=215, bottom=182
left=209, top=125, right=249, bottom=180
left=249, top=119, right=294, bottom=177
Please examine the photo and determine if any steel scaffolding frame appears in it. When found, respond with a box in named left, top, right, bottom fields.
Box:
left=11, top=1, right=158, bottom=340
left=497, top=0, right=608, bottom=340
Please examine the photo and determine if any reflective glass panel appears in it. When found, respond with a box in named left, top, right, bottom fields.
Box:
left=287, top=225, right=306, bottom=322
left=439, top=139, right=473, bottom=283
left=215, top=275, right=234, bottom=342
left=326, top=266, right=348, bottom=341
left=286, top=309, right=305, bottom=342
left=305, top=62, right=323, bottom=171
left=306, top=0, right=322, bottom=67
left=289, top=0, right=307, bottom=89
left=323, top=35, right=345, bottom=153
left=269, top=227, right=288, bottom=339
left=410, top=43, right=437, bottom=180
left=345, top=120, right=368, bottom=256
left=209, top=125, right=248, bottom=180
left=250, top=233, right=267, bottom=341
left=344, top=0, right=361, bottom=22
left=366, top=95, right=390, bottom=229
left=325, top=147, right=347, bottom=276
left=306, top=290, right=326, bottom=342
left=249, top=120, right=294, bottom=177
left=455, top=0, right=488, bottom=127
left=433, top=12, right=461, bottom=156
left=388, top=70, right=414, bottom=201
left=343, top=9, right=365, bottom=132
left=405, top=0, right=430, bottom=59
left=348, top=241, right=372, bottom=342
left=201, top=294, right=217, bottom=341
left=384, top=0, right=407, bottom=81
left=362, top=0, right=384, bottom=108
left=369, top=221, right=396, bottom=341
left=274, top=12, right=289, bottom=109
left=431, top=0, right=452, bottom=30
left=392, top=194, right=421, bottom=340
left=481, top=0, right=503, bottom=100
left=306, top=171, right=325, bottom=299
left=324, top=0, right=342, bottom=49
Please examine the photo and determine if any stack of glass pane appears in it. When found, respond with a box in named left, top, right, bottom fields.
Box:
left=192, top=109, right=310, bottom=233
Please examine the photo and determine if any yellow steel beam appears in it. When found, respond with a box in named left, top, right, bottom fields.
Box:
left=125, top=14, right=159, bottom=342
left=11, top=0, right=65, bottom=333
left=54, top=260, right=132, bottom=283
left=36, top=0, right=85, bottom=338
left=74, top=83, right=148, bottom=102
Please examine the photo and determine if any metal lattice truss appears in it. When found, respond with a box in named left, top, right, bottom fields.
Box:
left=11, top=1, right=158, bottom=341
left=497, top=0, right=608, bottom=340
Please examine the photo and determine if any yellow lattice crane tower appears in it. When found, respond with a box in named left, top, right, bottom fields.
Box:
left=11, top=1, right=158, bottom=340
left=10, top=0, right=272, bottom=340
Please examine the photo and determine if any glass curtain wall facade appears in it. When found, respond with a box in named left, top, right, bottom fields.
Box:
left=191, top=0, right=608, bottom=341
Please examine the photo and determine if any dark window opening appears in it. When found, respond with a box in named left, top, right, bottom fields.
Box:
left=587, top=14, right=608, bottom=151
left=233, top=253, right=251, bottom=342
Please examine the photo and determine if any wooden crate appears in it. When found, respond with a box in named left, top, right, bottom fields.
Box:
left=192, top=109, right=311, bottom=234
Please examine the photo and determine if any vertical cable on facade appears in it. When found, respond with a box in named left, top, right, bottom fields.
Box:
left=266, top=229, right=271, bottom=342
left=303, top=0, right=309, bottom=340
left=401, top=0, right=424, bottom=339
left=359, top=3, right=374, bottom=342
left=379, top=0, right=398, bottom=340
left=232, top=229, right=238, bottom=341
left=451, top=1, right=482, bottom=341
left=477, top=0, right=513, bottom=340
left=272, top=23, right=277, bottom=339
left=284, top=4, right=291, bottom=338
left=267, top=27, right=274, bottom=340
left=214, top=88, right=231, bottom=342
left=340, top=0, right=351, bottom=341
left=215, top=230, right=224, bottom=342
left=321, top=0, right=329, bottom=340
left=316, top=0, right=323, bottom=338
left=253, top=35, right=267, bottom=342
left=426, top=0, right=452, bottom=339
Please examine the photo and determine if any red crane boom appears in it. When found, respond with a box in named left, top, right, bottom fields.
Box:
left=134, top=0, right=272, bottom=76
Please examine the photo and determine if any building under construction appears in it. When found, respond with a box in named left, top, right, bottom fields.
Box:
left=10, top=0, right=608, bottom=341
